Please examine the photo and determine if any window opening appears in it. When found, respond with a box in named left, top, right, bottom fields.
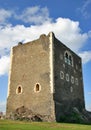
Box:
left=34, top=83, right=41, bottom=92
left=66, top=73, right=69, bottom=82
left=69, top=55, right=72, bottom=65
left=70, top=86, right=73, bottom=93
left=18, top=86, right=21, bottom=93
left=36, top=84, right=39, bottom=91
left=71, top=76, right=74, bottom=84
left=65, top=52, right=68, bottom=63
left=60, top=71, right=64, bottom=79
left=16, top=85, right=23, bottom=94
left=64, top=51, right=73, bottom=66
left=75, top=78, right=78, bottom=85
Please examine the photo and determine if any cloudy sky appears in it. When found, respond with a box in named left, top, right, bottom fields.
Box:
left=0, top=0, right=91, bottom=112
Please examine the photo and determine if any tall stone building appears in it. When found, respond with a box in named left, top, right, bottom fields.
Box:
left=6, top=32, right=85, bottom=122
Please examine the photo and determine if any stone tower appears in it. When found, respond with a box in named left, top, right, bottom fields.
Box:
left=6, top=32, right=85, bottom=122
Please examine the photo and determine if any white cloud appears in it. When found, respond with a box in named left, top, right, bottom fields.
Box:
left=86, top=106, right=91, bottom=112
left=0, top=7, right=91, bottom=75
left=0, top=101, right=6, bottom=113
left=88, top=30, right=91, bottom=37
left=0, top=9, right=12, bottom=24
left=88, top=92, right=91, bottom=95
left=14, top=6, right=51, bottom=24
left=0, top=18, right=89, bottom=52
left=79, top=51, right=91, bottom=64
left=78, top=0, right=91, bottom=19
left=0, top=56, right=10, bottom=76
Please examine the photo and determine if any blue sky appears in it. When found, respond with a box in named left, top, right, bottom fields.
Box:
left=0, top=0, right=91, bottom=113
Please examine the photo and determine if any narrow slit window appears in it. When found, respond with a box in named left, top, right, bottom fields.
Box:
left=36, top=84, right=40, bottom=91
left=71, top=76, right=74, bottom=84
left=16, top=85, right=23, bottom=94
left=69, top=55, right=72, bottom=65
left=75, top=78, right=78, bottom=85
left=60, top=71, right=64, bottom=79
left=70, top=86, right=73, bottom=93
left=34, top=83, right=41, bottom=92
left=18, top=86, right=21, bottom=93
left=65, top=52, right=68, bottom=63
left=66, top=73, right=69, bottom=82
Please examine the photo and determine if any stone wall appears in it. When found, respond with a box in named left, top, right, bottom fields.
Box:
left=6, top=32, right=85, bottom=122
left=53, top=37, right=85, bottom=121
left=6, top=33, right=55, bottom=121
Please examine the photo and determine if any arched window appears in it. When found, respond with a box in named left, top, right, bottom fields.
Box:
left=69, top=55, right=72, bottom=65
left=16, top=85, right=23, bottom=94
left=70, top=86, right=73, bottom=93
left=75, top=78, right=78, bottom=85
left=66, top=73, right=69, bottom=82
left=64, top=51, right=73, bottom=66
left=60, top=71, right=64, bottom=79
left=36, top=84, right=40, bottom=91
left=65, top=52, right=68, bottom=63
left=71, top=76, right=74, bottom=84
left=34, top=83, right=41, bottom=92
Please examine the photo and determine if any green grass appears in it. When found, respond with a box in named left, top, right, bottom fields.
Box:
left=0, top=120, right=91, bottom=130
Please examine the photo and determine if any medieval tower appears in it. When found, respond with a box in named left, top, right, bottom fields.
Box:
left=6, top=32, right=85, bottom=122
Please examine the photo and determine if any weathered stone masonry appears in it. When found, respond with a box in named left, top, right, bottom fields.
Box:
left=6, top=32, right=85, bottom=122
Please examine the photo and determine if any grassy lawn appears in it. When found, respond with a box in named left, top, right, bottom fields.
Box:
left=0, top=120, right=91, bottom=130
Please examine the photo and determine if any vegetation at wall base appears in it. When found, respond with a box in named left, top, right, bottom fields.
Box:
left=60, top=108, right=91, bottom=124
left=0, top=119, right=91, bottom=130
left=60, top=112, right=84, bottom=124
